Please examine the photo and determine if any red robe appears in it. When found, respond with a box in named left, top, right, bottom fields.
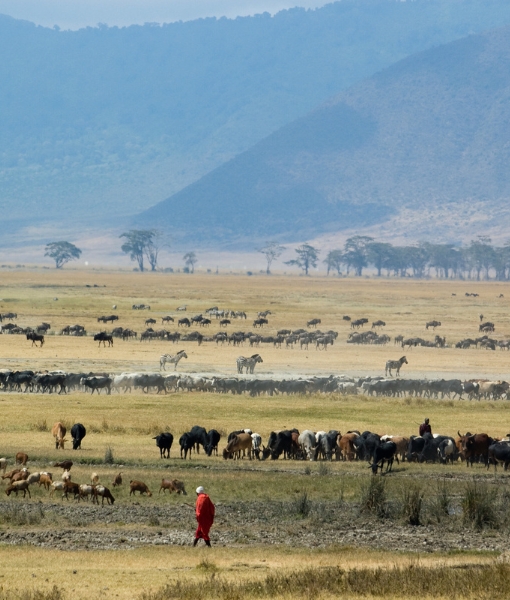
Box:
left=195, top=493, right=215, bottom=541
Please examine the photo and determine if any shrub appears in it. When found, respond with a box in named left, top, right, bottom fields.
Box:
left=462, top=481, right=498, bottom=530
left=400, top=483, right=424, bottom=526
left=317, top=462, right=331, bottom=476
left=359, top=477, right=387, bottom=517
left=292, top=491, right=311, bottom=518
left=104, top=446, right=115, bottom=464
left=430, top=479, right=452, bottom=523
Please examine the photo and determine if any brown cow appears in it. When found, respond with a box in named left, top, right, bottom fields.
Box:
left=51, top=422, right=67, bottom=450
left=457, top=432, right=493, bottom=467
left=336, top=432, right=359, bottom=461
left=380, top=435, right=410, bottom=462
left=15, top=452, right=28, bottom=465
left=222, top=433, right=252, bottom=460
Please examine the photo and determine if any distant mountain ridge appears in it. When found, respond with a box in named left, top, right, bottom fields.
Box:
left=2, top=0, right=510, bottom=239
left=139, top=25, right=510, bottom=247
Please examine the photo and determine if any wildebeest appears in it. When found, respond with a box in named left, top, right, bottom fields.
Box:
left=425, top=320, right=441, bottom=330
left=97, top=315, right=119, bottom=323
left=27, top=332, right=44, bottom=347
left=153, top=432, right=174, bottom=458
left=70, top=423, right=86, bottom=450
left=385, top=356, right=408, bottom=377
left=307, top=318, right=321, bottom=328
left=178, top=318, right=191, bottom=327
left=94, top=332, right=113, bottom=347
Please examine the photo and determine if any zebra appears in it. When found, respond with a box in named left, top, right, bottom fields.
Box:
left=385, top=356, right=408, bottom=377
left=236, top=354, right=263, bottom=374
left=160, top=350, right=188, bottom=371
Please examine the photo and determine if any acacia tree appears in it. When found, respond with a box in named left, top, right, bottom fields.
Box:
left=183, top=251, right=198, bottom=273
left=258, top=241, right=286, bottom=275
left=285, top=243, right=319, bottom=275
left=342, top=236, right=373, bottom=276
left=323, top=249, right=343, bottom=275
left=120, top=229, right=167, bottom=272
left=44, top=241, right=82, bottom=269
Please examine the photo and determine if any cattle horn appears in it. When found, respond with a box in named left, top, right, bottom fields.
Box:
left=458, top=431, right=462, bottom=437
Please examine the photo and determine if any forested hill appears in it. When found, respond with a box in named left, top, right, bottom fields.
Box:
left=3, top=1, right=510, bottom=234
left=140, top=25, right=510, bottom=247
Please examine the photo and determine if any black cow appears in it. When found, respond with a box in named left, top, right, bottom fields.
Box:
left=71, top=423, right=87, bottom=450
left=406, top=435, right=426, bottom=462
left=488, top=442, right=510, bottom=471
left=179, top=433, right=194, bottom=459
left=205, top=429, right=221, bottom=456
left=354, top=431, right=381, bottom=461
left=370, top=441, right=397, bottom=474
left=153, top=432, right=174, bottom=458
left=7, top=370, right=34, bottom=392
left=35, top=373, right=66, bottom=394
left=188, top=425, right=208, bottom=454
left=81, top=376, right=112, bottom=395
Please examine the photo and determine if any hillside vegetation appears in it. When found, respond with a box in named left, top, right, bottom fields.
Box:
left=3, top=0, right=510, bottom=234
left=141, top=24, right=510, bottom=246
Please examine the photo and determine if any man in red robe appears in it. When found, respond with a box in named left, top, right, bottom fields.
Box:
left=193, top=486, right=215, bottom=547
left=419, top=418, right=432, bottom=437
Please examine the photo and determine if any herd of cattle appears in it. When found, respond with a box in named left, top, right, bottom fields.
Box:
left=155, top=426, right=510, bottom=474
left=0, top=368, right=507, bottom=401
left=3, top=425, right=509, bottom=503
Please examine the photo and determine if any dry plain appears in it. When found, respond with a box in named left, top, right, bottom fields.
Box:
left=1, top=269, right=510, bottom=599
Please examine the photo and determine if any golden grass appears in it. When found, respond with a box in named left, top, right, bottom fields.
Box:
left=0, top=545, right=503, bottom=600
left=1, top=269, right=510, bottom=599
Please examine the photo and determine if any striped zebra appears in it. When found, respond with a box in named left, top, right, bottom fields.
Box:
left=236, top=354, right=263, bottom=374
left=160, top=350, right=188, bottom=371
left=385, top=355, right=408, bottom=377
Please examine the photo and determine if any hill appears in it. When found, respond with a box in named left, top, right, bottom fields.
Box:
left=139, top=25, right=510, bottom=247
left=3, top=0, right=510, bottom=238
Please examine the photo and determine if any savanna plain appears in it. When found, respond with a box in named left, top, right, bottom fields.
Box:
left=1, top=269, right=510, bottom=600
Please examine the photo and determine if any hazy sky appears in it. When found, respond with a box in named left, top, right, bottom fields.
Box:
left=0, top=0, right=331, bottom=29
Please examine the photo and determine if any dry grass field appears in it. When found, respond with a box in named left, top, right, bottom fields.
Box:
left=1, top=268, right=510, bottom=599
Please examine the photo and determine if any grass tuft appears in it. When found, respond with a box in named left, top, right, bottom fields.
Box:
left=462, top=481, right=498, bottom=530
left=400, top=483, right=424, bottom=526
left=104, top=446, right=115, bottom=464
left=359, top=476, right=387, bottom=517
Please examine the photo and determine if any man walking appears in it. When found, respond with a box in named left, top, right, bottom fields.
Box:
left=193, top=486, right=215, bottom=547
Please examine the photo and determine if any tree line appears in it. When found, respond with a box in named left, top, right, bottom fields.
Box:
left=279, top=236, right=510, bottom=280
left=44, top=233, right=510, bottom=280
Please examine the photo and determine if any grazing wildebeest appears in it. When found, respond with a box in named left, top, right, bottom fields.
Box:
left=162, top=316, right=174, bottom=324
left=253, top=318, right=268, bottom=328
left=237, top=354, right=263, bottom=374
left=219, top=319, right=231, bottom=327
left=153, top=432, right=174, bottom=458
left=307, top=318, right=321, bottom=328
left=425, top=320, right=441, bottom=330
left=145, top=318, right=156, bottom=326
left=178, top=318, right=191, bottom=327
left=97, top=315, right=119, bottom=323
left=27, top=332, right=44, bottom=347
left=160, top=350, right=188, bottom=371
left=385, top=356, right=408, bottom=377
left=70, top=423, right=86, bottom=450
left=372, top=320, right=386, bottom=329
left=94, top=332, right=113, bottom=347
